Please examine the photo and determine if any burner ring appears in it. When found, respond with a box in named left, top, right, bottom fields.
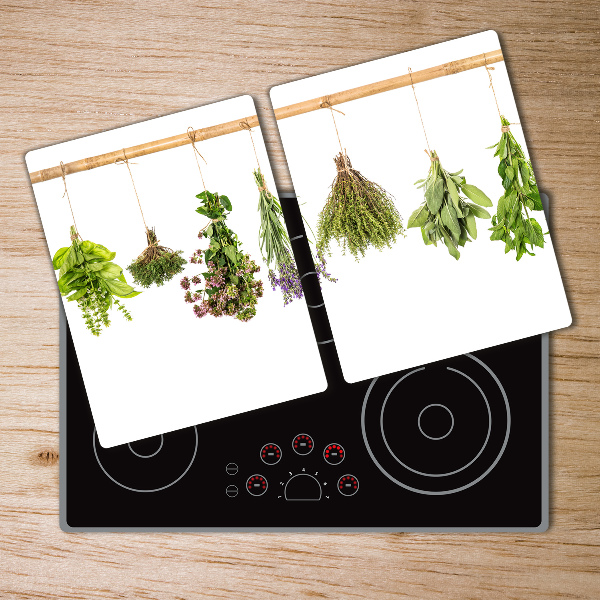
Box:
left=93, top=427, right=198, bottom=493
left=379, top=367, right=492, bottom=478
left=362, top=353, right=510, bottom=495
left=128, top=435, right=164, bottom=458
left=417, top=404, right=454, bottom=440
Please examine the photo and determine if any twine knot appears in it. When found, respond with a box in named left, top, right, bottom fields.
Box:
left=319, top=96, right=345, bottom=115
left=425, top=149, right=439, bottom=162
left=501, top=125, right=510, bottom=133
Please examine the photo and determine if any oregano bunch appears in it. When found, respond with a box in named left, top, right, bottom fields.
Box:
left=53, top=226, right=140, bottom=336
left=408, top=151, right=493, bottom=260
left=127, top=227, right=186, bottom=288
left=487, top=116, right=547, bottom=260
left=181, top=190, right=263, bottom=322
left=317, top=152, right=405, bottom=261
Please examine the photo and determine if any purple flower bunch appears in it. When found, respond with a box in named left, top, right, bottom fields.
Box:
left=268, top=248, right=337, bottom=307
left=267, top=249, right=303, bottom=307
left=181, top=234, right=263, bottom=323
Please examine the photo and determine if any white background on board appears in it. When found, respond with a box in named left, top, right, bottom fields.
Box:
left=27, top=95, right=326, bottom=447
left=271, top=31, right=571, bottom=384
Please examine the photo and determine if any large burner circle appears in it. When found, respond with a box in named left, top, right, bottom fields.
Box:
left=361, top=353, right=510, bottom=495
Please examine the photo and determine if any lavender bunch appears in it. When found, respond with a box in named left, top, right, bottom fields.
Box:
left=254, top=168, right=336, bottom=305
left=267, top=248, right=337, bottom=307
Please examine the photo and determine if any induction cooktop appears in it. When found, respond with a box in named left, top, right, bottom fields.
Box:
left=60, top=193, right=549, bottom=532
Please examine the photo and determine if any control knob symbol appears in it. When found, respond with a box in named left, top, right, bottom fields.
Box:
left=323, top=443, right=345, bottom=465
left=338, top=474, right=359, bottom=496
left=284, top=473, right=322, bottom=501
left=260, top=443, right=282, bottom=465
left=246, top=474, right=268, bottom=496
left=293, top=433, right=314, bottom=455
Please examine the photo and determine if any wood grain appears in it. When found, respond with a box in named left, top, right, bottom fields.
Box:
left=28, top=48, right=503, bottom=183
left=1, top=1, right=599, bottom=598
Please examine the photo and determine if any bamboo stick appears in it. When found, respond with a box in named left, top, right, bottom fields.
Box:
left=28, top=49, right=503, bottom=185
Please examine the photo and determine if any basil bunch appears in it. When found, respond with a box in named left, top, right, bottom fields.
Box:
left=181, top=191, right=263, bottom=322
left=487, top=117, right=546, bottom=260
left=53, top=226, right=140, bottom=336
left=408, top=151, right=493, bottom=260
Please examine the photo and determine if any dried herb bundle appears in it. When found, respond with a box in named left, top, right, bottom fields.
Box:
left=487, top=116, right=546, bottom=260
left=53, top=226, right=140, bottom=335
left=317, top=152, right=405, bottom=261
left=254, top=169, right=336, bottom=305
left=181, top=190, right=263, bottom=322
left=127, top=228, right=186, bottom=288
left=409, top=151, right=493, bottom=260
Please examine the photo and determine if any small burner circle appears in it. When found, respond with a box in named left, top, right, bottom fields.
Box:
left=93, top=427, right=198, bottom=493
left=128, top=435, right=164, bottom=458
left=417, top=404, right=454, bottom=440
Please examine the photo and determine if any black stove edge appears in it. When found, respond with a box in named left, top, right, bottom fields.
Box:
left=58, top=285, right=550, bottom=533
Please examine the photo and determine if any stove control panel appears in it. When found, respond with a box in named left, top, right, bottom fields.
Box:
left=225, top=433, right=358, bottom=501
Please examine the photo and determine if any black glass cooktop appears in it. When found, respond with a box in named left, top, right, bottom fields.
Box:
left=60, top=194, right=549, bottom=531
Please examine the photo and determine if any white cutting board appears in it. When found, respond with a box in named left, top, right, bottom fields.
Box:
left=270, top=31, right=571, bottom=384
left=27, top=95, right=326, bottom=447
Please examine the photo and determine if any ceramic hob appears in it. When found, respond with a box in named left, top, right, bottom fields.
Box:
left=60, top=194, right=549, bottom=532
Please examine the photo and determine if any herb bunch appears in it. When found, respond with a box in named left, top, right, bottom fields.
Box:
left=53, top=226, right=140, bottom=335
left=181, top=191, right=263, bottom=322
left=317, top=152, right=405, bottom=261
left=254, top=168, right=336, bottom=306
left=266, top=247, right=337, bottom=307
left=127, top=228, right=186, bottom=288
left=408, top=151, right=493, bottom=260
left=487, top=116, right=546, bottom=260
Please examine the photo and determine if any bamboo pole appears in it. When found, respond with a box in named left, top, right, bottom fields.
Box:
left=29, top=49, right=503, bottom=185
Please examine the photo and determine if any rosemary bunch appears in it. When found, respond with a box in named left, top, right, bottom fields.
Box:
left=317, top=152, right=405, bottom=261
left=53, top=226, right=140, bottom=336
left=181, top=191, right=263, bottom=322
left=487, top=116, right=547, bottom=260
left=409, top=151, right=493, bottom=260
left=127, top=227, right=186, bottom=288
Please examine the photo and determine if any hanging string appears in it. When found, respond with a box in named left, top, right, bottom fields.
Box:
left=60, top=162, right=81, bottom=240
left=115, top=149, right=149, bottom=237
left=408, top=67, right=432, bottom=156
left=319, top=97, right=349, bottom=172
left=239, top=120, right=268, bottom=191
left=187, top=127, right=208, bottom=192
left=483, top=53, right=520, bottom=133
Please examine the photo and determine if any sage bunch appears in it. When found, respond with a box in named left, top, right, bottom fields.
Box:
left=53, top=226, right=140, bottom=335
left=408, top=151, right=493, bottom=260
left=487, top=116, right=546, bottom=260
left=317, top=152, right=405, bottom=261
left=127, top=227, right=186, bottom=288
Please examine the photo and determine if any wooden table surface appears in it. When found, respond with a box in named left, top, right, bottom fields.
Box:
left=1, top=1, right=599, bottom=598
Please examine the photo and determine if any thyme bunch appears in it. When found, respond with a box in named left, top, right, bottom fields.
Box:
left=317, top=152, right=405, bottom=261
left=53, top=226, right=140, bottom=336
left=409, top=151, right=493, bottom=260
left=127, top=227, right=186, bottom=288
left=487, top=116, right=547, bottom=260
